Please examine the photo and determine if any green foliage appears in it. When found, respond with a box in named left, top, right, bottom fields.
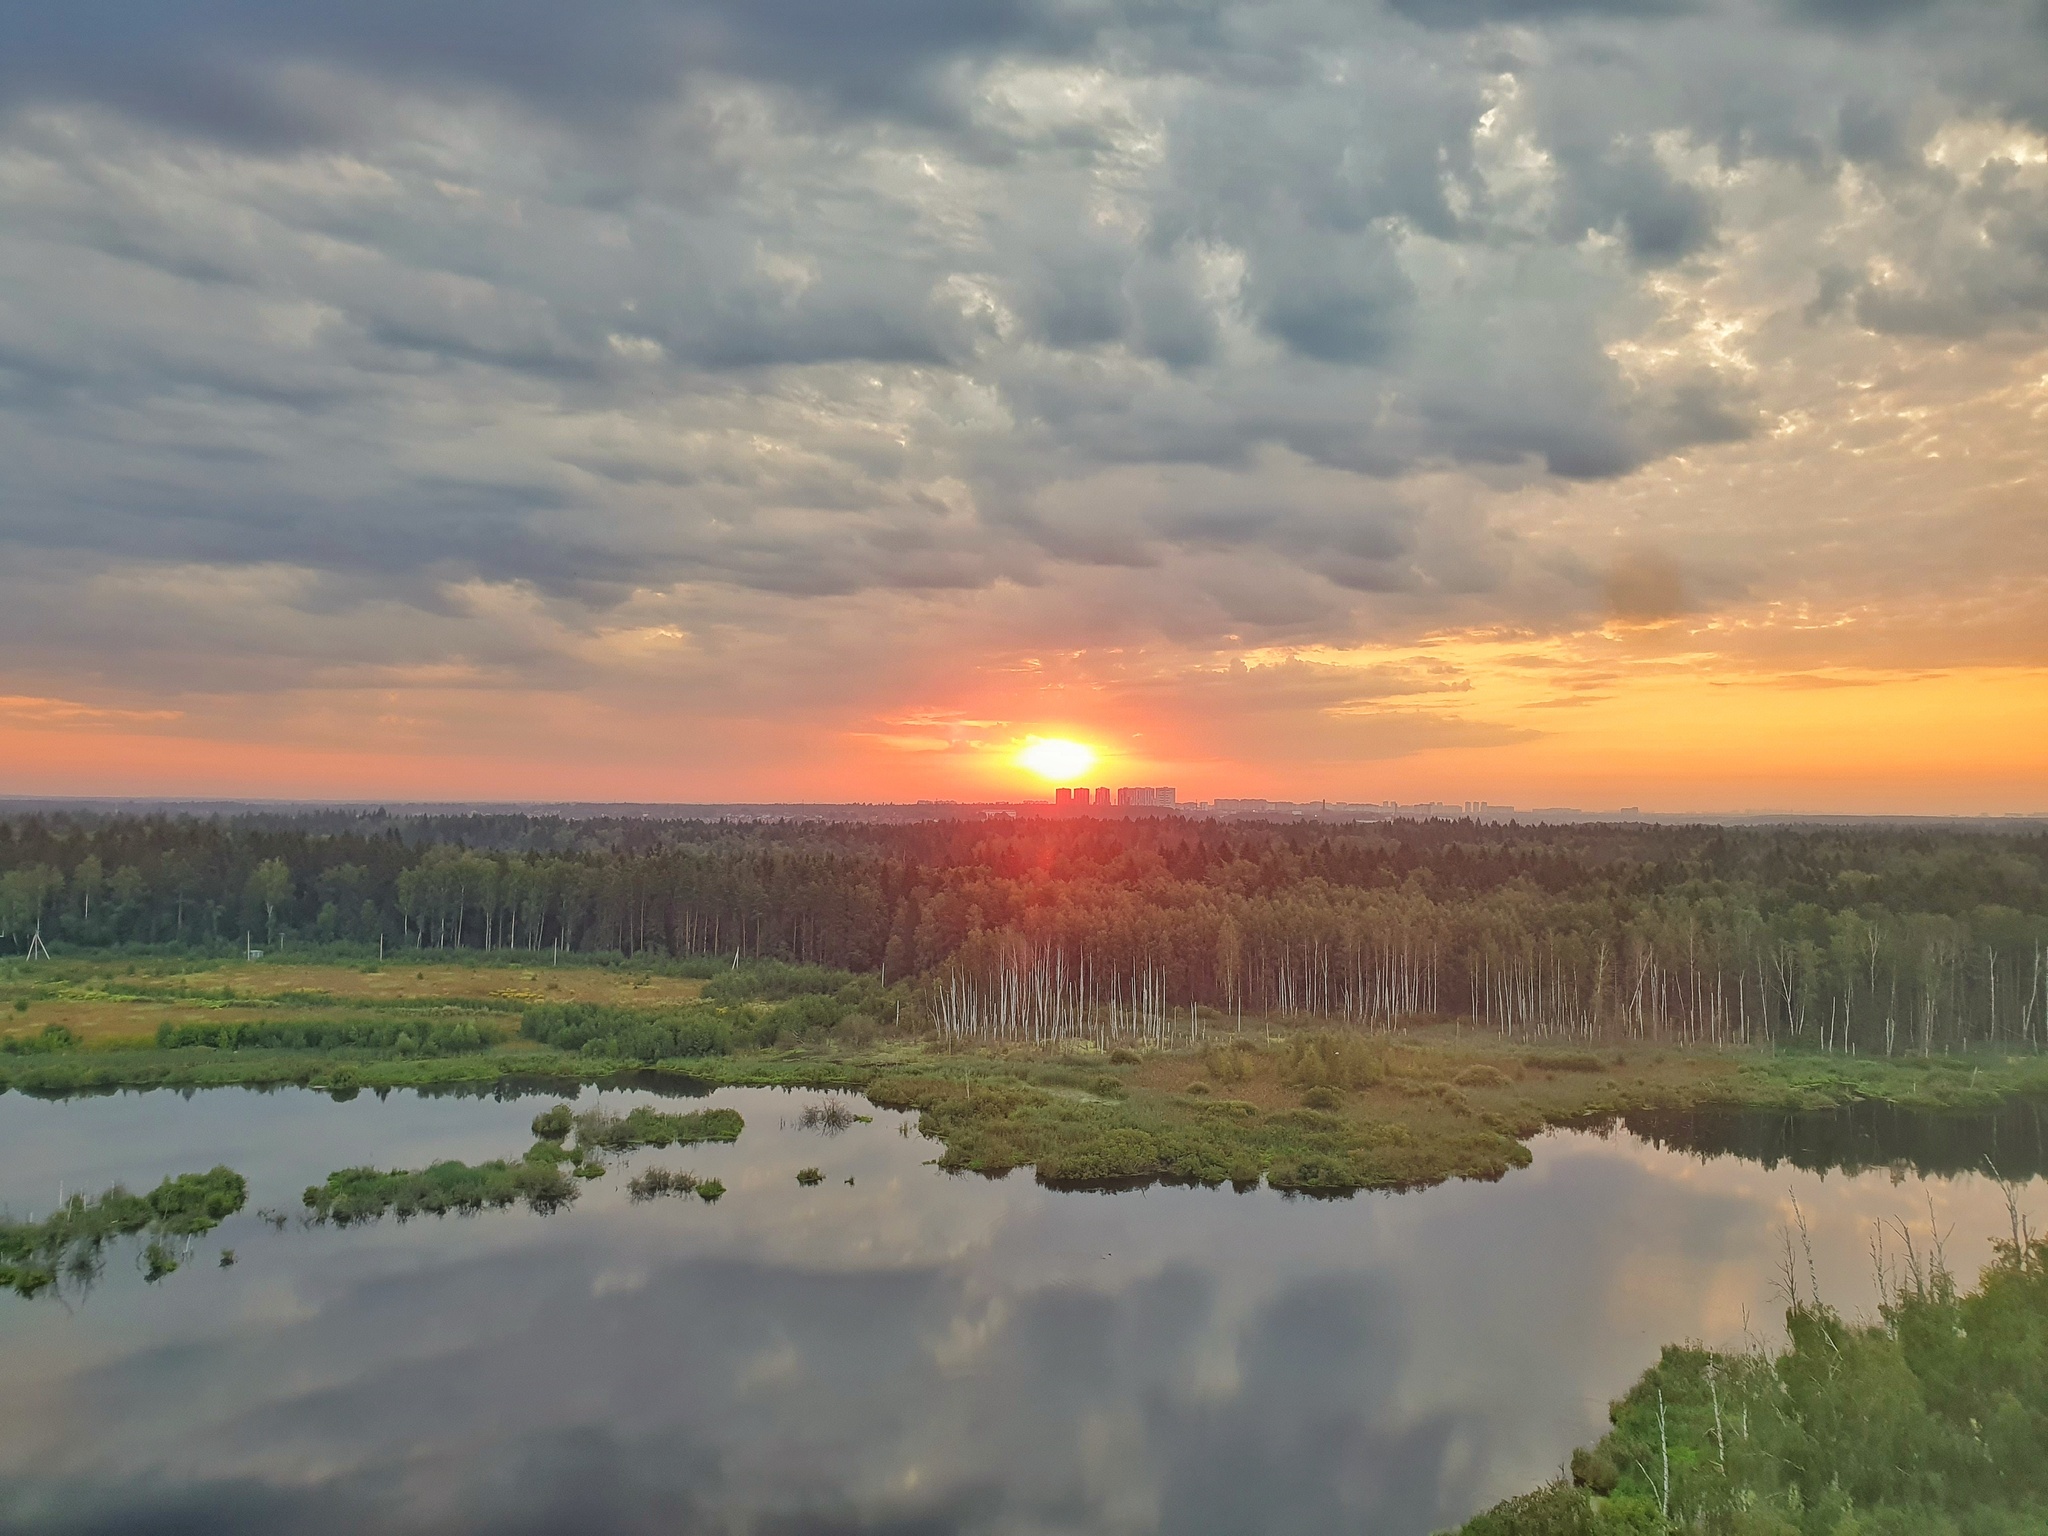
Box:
left=1282, top=1033, right=1386, bottom=1091
left=695, top=1178, right=725, bottom=1202
left=570, top=1104, right=744, bottom=1156
left=1, top=1022, right=76, bottom=1055
left=142, top=1240, right=178, bottom=1282
left=1571, top=1447, right=1620, bottom=1496
left=0, top=1044, right=586, bottom=1096
left=520, top=1002, right=733, bottom=1060
left=156, top=1017, right=501, bottom=1055
left=1456, top=1064, right=1514, bottom=1089
left=1459, top=1483, right=1595, bottom=1536
left=302, top=1158, right=577, bottom=1223
left=1456, top=1231, right=2048, bottom=1535
left=627, top=1166, right=700, bottom=1199
left=1, top=1166, right=247, bottom=1298
left=864, top=1068, right=1524, bottom=1192
left=702, top=961, right=858, bottom=1003
left=146, top=1166, right=252, bottom=1233
left=530, top=1103, right=573, bottom=1139
left=796, top=1166, right=824, bottom=1185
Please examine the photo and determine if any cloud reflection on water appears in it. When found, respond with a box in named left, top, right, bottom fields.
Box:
left=0, top=1086, right=2038, bottom=1534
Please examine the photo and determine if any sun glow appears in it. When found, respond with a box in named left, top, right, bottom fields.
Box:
left=1016, top=736, right=1097, bottom=782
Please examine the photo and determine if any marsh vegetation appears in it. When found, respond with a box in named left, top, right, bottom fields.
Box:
left=303, top=1156, right=579, bottom=1223
left=626, top=1167, right=724, bottom=1201
left=1456, top=1204, right=2048, bottom=1535
left=2, top=1166, right=247, bottom=1297
left=4, top=808, right=2045, bottom=1198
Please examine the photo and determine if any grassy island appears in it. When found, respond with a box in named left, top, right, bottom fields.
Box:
left=303, top=1098, right=747, bottom=1222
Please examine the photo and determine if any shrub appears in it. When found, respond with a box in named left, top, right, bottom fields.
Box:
left=157, top=1018, right=501, bottom=1055
left=530, top=1104, right=573, bottom=1140
left=1455, top=1064, right=1513, bottom=1090
left=1282, top=1034, right=1384, bottom=1091
left=571, top=1105, right=744, bottom=1155
left=1458, top=1481, right=1593, bottom=1535
left=702, top=962, right=856, bottom=1003
left=1266, top=1152, right=1362, bottom=1193
left=521, top=1002, right=732, bottom=1062
left=146, top=1166, right=251, bottom=1234
left=628, top=1166, right=700, bottom=1199
left=1568, top=1447, right=1618, bottom=1496
left=2, top=1023, right=76, bottom=1055
left=1204, top=1042, right=1256, bottom=1083
left=1302, top=1084, right=1344, bottom=1110
left=795, top=1167, right=824, bottom=1186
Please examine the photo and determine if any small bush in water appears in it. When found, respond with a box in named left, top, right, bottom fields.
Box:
left=628, top=1167, right=699, bottom=1200
left=531, top=1104, right=573, bottom=1140
left=795, top=1167, right=824, bottom=1186
left=796, top=1101, right=855, bottom=1134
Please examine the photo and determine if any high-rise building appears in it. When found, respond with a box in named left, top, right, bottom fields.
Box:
left=1055, top=787, right=1072, bottom=807
left=1093, top=787, right=1111, bottom=807
left=1117, top=786, right=1178, bottom=807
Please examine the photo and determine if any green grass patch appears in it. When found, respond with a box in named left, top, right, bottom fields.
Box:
left=303, top=1156, right=578, bottom=1224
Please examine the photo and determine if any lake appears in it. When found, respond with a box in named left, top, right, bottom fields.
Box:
left=2, top=1083, right=2042, bottom=1534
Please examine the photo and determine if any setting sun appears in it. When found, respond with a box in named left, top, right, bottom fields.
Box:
left=1017, top=736, right=1098, bottom=782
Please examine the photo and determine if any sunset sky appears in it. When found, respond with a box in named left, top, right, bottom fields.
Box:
left=1, top=0, right=2044, bottom=811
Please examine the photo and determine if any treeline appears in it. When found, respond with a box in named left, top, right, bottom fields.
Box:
left=3, top=811, right=2045, bottom=1055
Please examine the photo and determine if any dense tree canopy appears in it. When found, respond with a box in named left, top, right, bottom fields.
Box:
left=3, top=812, right=2042, bottom=1055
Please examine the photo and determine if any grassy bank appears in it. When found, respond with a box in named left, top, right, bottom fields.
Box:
left=1453, top=1220, right=2048, bottom=1534
left=5, top=956, right=2046, bottom=1195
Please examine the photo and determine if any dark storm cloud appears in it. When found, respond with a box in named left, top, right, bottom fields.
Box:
left=0, top=0, right=1101, bottom=144
left=1388, top=0, right=1695, bottom=26
left=1779, top=0, right=1938, bottom=31
left=1556, top=150, right=1719, bottom=265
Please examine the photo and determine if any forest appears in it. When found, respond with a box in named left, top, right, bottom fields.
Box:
left=2, top=809, right=2043, bottom=1057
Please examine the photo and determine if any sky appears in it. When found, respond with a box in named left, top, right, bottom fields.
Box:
left=0, top=0, right=2044, bottom=812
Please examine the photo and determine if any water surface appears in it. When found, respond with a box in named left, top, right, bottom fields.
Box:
left=1, top=1085, right=2040, bottom=1535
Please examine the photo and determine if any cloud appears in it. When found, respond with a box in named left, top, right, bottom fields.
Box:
left=0, top=0, right=2044, bottom=797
